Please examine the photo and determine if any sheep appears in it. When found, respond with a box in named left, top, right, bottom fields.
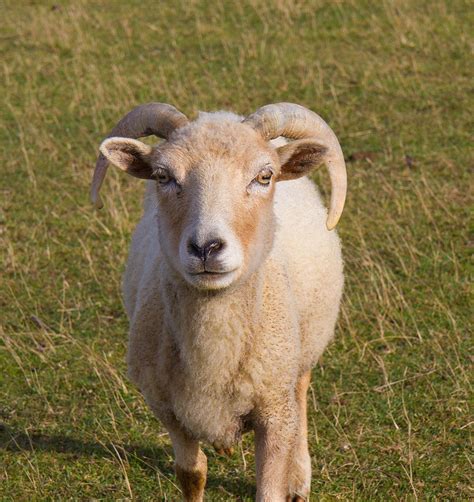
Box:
left=91, top=102, right=347, bottom=502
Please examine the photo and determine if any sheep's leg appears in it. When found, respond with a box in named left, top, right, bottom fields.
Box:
left=166, top=422, right=207, bottom=502
left=254, top=399, right=298, bottom=502
left=287, top=370, right=312, bottom=501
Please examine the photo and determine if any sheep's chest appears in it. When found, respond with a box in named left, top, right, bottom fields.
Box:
left=169, top=362, right=254, bottom=447
left=164, top=299, right=257, bottom=446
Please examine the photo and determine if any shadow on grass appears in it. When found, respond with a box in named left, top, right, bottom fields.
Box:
left=0, top=425, right=255, bottom=498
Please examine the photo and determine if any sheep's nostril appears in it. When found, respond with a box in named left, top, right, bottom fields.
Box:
left=188, top=239, right=224, bottom=261
left=188, top=241, right=203, bottom=259
left=205, top=239, right=223, bottom=258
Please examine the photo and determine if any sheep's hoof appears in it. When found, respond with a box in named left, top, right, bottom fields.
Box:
left=213, top=444, right=234, bottom=457
left=286, top=496, right=307, bottom=502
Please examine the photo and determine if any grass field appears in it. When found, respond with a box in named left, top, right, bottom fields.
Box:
left=1, top=0, right=472, bottom=500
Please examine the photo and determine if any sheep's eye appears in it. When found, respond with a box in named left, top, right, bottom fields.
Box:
left=154, top=167, right=172, bottom=184
left=255, top=169, right=273, bottom=185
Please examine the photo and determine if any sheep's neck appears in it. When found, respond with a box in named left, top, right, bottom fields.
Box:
left=163, top=272, right=263, bottom=387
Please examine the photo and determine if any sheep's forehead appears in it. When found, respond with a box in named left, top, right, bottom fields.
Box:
left=155, top=120, right=277, bottom=175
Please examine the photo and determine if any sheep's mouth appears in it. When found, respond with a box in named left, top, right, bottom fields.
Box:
left=185, top=268, right=240, bottom=290
left=189, top=268, right=238, bottom=276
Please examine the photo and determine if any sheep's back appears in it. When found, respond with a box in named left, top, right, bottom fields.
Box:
left=273, top=177, right=344, bottom=369
left=122, top=182, right=161, bottom=320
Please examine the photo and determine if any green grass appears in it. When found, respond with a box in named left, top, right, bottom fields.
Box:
left=1, top=0, right=472, bottom=500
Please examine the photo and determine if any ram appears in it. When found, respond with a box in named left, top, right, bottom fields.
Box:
left=92, top=102, right=347, bottom=502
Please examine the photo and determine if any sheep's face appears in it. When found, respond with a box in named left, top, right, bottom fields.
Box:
left=154, top=119, right=278, bottom=291
left=100, top=116, right=327, bottom=291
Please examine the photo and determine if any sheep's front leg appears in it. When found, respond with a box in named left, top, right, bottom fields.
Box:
left=254, top=398, right=298, bottom=502
left=166, top=422, right=207, bottom=502
left=287, top=370, right=312, bottom=501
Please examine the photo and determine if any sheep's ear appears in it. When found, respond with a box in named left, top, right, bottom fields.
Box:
left=99, top=137, right=154, bottom=179
left=276, top=139, right=328, bottom=181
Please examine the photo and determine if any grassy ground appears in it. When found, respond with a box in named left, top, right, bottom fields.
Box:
left=1, top=0, right=472, bottom=500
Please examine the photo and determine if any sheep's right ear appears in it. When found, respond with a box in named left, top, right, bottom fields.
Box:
left=99, top=137, right=154, bottom=179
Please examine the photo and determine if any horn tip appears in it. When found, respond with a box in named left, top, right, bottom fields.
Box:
left=326, top=215, right=339, bottom=231
left=91, top=191, right=104, bottom=209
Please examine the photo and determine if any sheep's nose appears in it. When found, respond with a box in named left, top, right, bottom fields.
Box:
left=188, top=239, right=224, bottom=261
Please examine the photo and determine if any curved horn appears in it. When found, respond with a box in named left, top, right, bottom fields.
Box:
left=243, top=103, right=346, bottom=230
left=91, top=103, right=188, bottom=208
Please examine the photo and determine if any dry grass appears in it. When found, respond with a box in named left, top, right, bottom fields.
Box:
left=1, top=0, right=472, bottom=500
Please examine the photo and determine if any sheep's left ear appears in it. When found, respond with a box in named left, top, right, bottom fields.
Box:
left=99, top=137, right=154, bottom=179
left=276, top=139, right=328, bottom=181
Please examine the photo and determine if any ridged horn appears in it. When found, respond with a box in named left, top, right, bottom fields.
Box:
left=91, top=103, right=188, bottom=208
left=243, top=102, right=347, bottom=230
